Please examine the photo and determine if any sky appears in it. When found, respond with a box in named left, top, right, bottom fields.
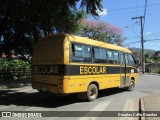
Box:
left=89, top=0, right=160, bottom=51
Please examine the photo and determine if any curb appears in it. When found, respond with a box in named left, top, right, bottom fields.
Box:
left=140, top=97, right=145, bottom=112
left=140, top=97, right=147, bottom=120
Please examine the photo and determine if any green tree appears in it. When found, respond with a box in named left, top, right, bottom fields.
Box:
left=67, top=0, right=103, bottom=16
left=0, top=0, right=103, bottom=54
left=145, top=53, right=153, bottom=63
left=76, top=19, right=125, bottom=45
left=153, top=56, right=160, bottom=62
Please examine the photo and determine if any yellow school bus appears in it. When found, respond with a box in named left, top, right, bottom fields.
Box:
left=31, top=34, right=138, bottom=101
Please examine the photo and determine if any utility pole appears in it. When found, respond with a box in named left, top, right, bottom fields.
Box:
left=132, top=16, right=145, bottom=73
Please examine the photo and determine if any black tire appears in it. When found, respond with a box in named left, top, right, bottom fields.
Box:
left=127, top=79, right=135, bottom=91
left=86, top=84, right=98, bottom=102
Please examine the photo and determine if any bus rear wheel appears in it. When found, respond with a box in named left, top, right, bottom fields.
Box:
left=127, top=79, right=135, bottom=91
left=87, top=84, right=98, bottom=102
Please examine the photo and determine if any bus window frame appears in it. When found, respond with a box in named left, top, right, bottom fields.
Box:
left=92, top=47, right=108, bottom=64
left=70, top=42, right=132, bottom=66
left=112, top=50, right=120, bottom=64
left=128, top=54, right=136, bottom=67
left=70, top=43, right=92, bottom=63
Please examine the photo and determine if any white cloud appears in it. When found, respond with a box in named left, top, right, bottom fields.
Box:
left=145, top=32, right=152, bottom=35
left=97, top=9, right=107, bottom=16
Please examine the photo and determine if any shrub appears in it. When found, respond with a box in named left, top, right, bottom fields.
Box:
left=0, top=58, right=31, bottom=80
left=0, top=58, right=10, bottom=71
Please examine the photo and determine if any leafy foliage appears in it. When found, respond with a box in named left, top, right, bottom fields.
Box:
left=0, top=0, right=102, bottom=54
left=10, top=59, right=30, bottom=70
left=80, top=0, right=103, bottom=16
left=0, top=58, right=31, bottom=80
left=0, top=58, right=10, bottom=70
left=76, top=19, right=125, bottom=45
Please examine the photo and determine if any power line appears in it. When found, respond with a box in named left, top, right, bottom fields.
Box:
left=144, top=35, right=160, bottom=38
left=148, top=13, right=160, bottom=16
left=135, top=0, right=139, bottom=16
left=124, top=39, right=160, bottom=44
left=122, top=22, right=137, bottom=28
left=106, top=11, right=160, bottom=18
left=145, top=39, right=160, bottom=41
left=127, top=36, right=141, bottom=39
left=124, top=40, right=141, bottom=44
left=125, top=26, right=141, bottom=38
left=143, top=0, right=148, bottom=31
left=108, top=8, right=160, bottom=16
left=152, top=33, right=160, bottom=35
left=129, top=34, right=160, bottom=39
left=107, top=2, right=160, bottom=12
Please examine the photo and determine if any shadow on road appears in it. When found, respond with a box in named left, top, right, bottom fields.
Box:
left=0, top=79, right=31, bottom=89
left=98, top=88, right=126, bottom=99
left=0, top=88, right=126, bottom=108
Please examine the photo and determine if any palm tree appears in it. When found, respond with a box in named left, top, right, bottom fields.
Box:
left=145, top=53, right=153, bottom=63
left=67, top=0, right=103, bottom=16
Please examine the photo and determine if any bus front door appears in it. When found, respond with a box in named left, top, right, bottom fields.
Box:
left=120, top=53, right=130, bottom=87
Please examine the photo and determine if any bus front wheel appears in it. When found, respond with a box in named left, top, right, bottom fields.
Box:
left=127, top=79, right=135, bottom=91
left=87, top=84, right=98, bottom=102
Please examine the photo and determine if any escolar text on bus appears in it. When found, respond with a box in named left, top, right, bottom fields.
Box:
left=80, top=66, right=106, bottom=75
left=32, top=65, right=59, bottom=75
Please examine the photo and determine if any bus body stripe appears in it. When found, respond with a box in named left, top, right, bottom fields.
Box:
left=32, top=65, right=138, bottom=75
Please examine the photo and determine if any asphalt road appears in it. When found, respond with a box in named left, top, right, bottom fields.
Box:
left=0, top=74, right=160, bottom=120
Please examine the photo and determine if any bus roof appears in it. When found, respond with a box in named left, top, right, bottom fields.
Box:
left=43, top=33, right=132, bottom=54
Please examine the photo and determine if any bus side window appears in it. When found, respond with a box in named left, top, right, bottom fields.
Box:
left=128, top=54, right=135, bottom=66
left=74, top=44, right=82, bottom=57
left=71, top=43, right=92, bottom=62
left=93, top=47, right=100, bottom=59
left=81, top=45, right=90, bottom=58
left=93, top=47, right=108, bottom=63
left=113, top=51, right=119, bottom=64
left=119, top=52, right=125, bottom=65
left=107, top=50, right=114, bottom=64
left=125, top=54, right=129, bottom=66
